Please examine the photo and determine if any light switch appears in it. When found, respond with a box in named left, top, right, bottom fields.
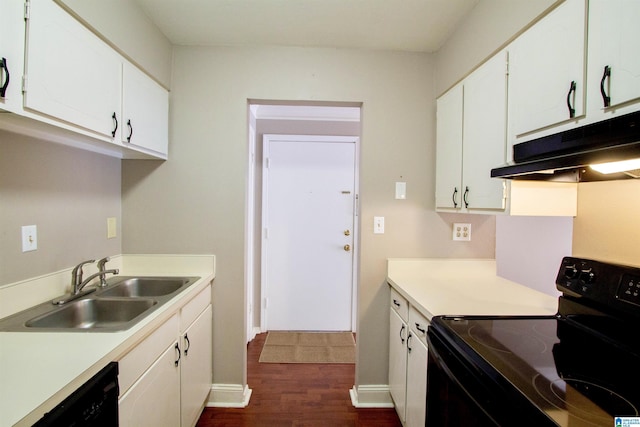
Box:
left=395, top=182, right=406, bottom=200
left=374, top=216, right=385, bottom=234
left=22, top=225, right=38, bottom=252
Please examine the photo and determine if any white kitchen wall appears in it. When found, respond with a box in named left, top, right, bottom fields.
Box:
left=495, top=215, right=572, bottom=296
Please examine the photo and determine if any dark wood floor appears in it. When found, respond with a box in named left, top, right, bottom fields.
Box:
left=196, top=332, right=402, bottom=427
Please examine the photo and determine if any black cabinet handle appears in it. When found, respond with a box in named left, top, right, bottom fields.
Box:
left=567, top=80, right=577, bottom=118
left=407, top=332, right=413, bottom=353
left=452, top=187, right=458, bottom=208
left=463, top=186, right=469, bottom=208
left=111, top=112, right=118, bottom=137
left=0, top=57, right=10, bottom=98
left=126, top=119, right=133, bottom=142
left=600, top=65, right=611, bottom=108
left=174, top=343, right=181, bottom=367
left=399, top=324, right=406, bottom=344
left=392, top=299, right=401, bottom=308
left=184, top=333, right=190, bottom=356
left=415, top=323, right=426, bottom=334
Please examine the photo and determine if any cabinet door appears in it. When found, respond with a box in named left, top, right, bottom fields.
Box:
left=389, top=308, right=408, bottom=422
left=122, top=61, right=169, bottom=157
left=509, top=0, right=586, bottom=136
left=181, top=305, right=212, bottom=427
left=462, top=52, right=506, bottom=210
left=24, top=0, right=121, bottom=139
left=588, top=0, right=640, bottom=113
left=0, top=1, right=25, bottom=113
left=119, top=341, right=181, bottom=427
left=405, top=334, right=428, bottom=427
left=435, top=84, right=463, bottom=210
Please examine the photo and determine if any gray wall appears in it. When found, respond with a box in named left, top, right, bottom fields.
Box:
left=0, top=131, right=121, bottom=285
left=121, top=45, right=496, bottom=389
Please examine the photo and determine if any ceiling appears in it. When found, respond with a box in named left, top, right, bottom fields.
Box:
left=133, top=0, right=480, bottom=53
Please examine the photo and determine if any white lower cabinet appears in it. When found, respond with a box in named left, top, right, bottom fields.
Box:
left=119, top=340, right=182, bottom=427
left=389, top=308, right=408, bottom=422
left=118, top=284, right=212, bottom=427
left=388, top=289, right=429, bottom=427
left=180, top=305, right=213, bottom=427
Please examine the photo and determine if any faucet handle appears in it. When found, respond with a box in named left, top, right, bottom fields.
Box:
left=97, top=256, right=111, bottom=271
left=71, top=259, right=95, bottom=289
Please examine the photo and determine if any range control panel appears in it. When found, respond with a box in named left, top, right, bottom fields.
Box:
left=618, top=274, right=640, bottom=307
left=557, top=257, right=640, bottom=315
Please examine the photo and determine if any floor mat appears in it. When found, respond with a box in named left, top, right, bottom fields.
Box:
left=258, top=331, right=355, bottom=363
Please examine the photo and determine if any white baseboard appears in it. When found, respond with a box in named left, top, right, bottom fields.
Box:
left=207, top=384, right=253, bottom=408
left=247, top=326, right=261, bottom=343
left=349, top=385, right=395, bottom=408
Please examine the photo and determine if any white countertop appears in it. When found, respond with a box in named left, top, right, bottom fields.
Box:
left=0, top=254, right=215, bottom=427
left=387, top=258, right=558, bottom=321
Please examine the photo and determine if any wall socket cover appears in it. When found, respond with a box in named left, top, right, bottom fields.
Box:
left=374, top=216, right=385, bottom=234
left=453, top=223, right=471, bottom=241
left=22, top=225, right=38, bottom=252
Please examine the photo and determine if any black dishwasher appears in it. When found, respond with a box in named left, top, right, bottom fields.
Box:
left=33, top=362, right=119, bottom=426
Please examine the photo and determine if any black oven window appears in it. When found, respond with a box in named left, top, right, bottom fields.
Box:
left=426, top=349, right=498, bottom=427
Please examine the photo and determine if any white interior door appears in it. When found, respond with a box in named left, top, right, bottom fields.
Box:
left=262, top=134, right=357, bottom=331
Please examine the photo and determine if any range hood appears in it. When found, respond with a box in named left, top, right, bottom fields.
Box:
left=491, top=111, right=640, bottom=182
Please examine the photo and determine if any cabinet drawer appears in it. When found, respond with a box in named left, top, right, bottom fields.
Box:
left=409, top=306, right=429, bottom=347
left=180, top=284, right=211, bottom=331
left=390, top=288, right=409, bottom=322
left=118, top=314, right=179, bottom=395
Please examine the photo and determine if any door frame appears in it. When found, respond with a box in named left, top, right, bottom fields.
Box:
left=260, top=134, right=360, bottom=332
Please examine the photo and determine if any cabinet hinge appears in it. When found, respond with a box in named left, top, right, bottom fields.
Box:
left=24, top=1, right=30, bottom=20
left=21, top=75, right=27, bottom=93
left=265, top=157, right=270, bottom=169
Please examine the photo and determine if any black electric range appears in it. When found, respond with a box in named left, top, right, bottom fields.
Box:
left=426, top=257, right=640, bottom=427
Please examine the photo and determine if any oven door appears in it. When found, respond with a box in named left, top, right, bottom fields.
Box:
left=426, top=324, right=557, bottom=427
left=426, top=330, right=499, bottom=426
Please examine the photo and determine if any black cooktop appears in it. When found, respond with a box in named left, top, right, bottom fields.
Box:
left=433, top=314, right=640, bottom=426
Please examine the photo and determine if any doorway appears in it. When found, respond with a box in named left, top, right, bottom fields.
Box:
left=245, top=102, right=361, bottom=341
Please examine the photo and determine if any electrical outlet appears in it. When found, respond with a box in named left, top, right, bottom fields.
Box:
left=453, top=223, right=471, bottom=241
left=107, top=217, right=117, bottom=239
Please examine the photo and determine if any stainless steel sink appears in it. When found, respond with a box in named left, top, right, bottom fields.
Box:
left=0, top=275, right=201, bottom=332
left=25, top=298, right=157, bottom=330
left=97, top=277, right=195, bottom=298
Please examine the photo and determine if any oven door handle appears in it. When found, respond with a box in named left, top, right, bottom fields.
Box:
left=427, top=334, right=501, bottom=425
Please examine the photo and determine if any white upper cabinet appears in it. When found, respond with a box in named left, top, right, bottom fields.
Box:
left=436, top=52, right=507, bottom=212
left=435, top=84, right=463, bottom=210
left=462, top=51, right=508, bottom=211
left=509, top=0, right=587, bottom=137
left=24, top=0, right=122, bottom=140
left=0, top=1, right=26, bottom=113
left=587, top=0, right=640, bottom=116
left=0, top=0, right=168, bottom=159
left=122, top=62, right=169, bottom=158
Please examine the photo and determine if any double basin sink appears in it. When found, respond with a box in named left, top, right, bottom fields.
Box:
left=0, top=276, right=200, bottom=332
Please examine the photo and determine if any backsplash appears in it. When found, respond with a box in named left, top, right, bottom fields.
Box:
left=573, top=179, right=640, bottom=267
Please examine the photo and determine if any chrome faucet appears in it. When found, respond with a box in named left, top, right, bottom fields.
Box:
left=78, top=269, right=119, bottom=291
left=97, top=256, right=116, bottom=287
left=71, top=259, right=95, bottom=295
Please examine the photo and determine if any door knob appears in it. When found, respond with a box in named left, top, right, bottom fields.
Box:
left=344, top=230, right=351, bottom=236
left=344, top=244, right=351, bottom=252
